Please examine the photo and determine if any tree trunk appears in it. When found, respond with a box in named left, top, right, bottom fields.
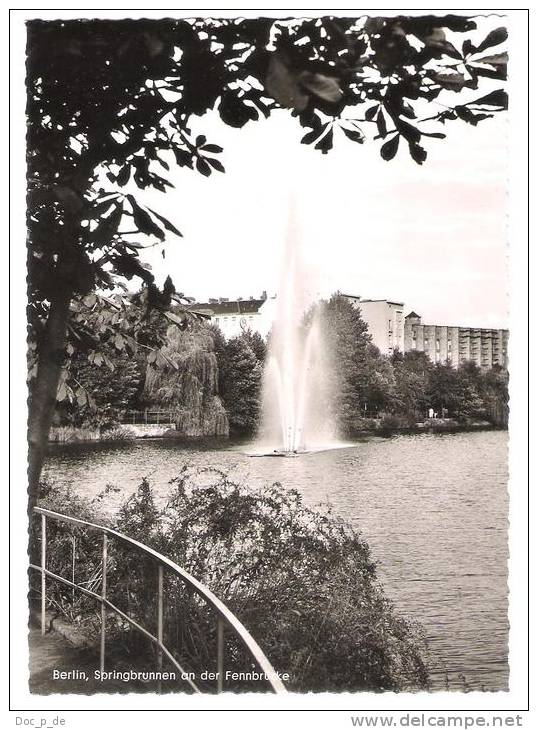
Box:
left=27, top=291, right=72, bottom=511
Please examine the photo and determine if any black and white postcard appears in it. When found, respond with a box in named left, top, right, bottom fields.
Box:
left=8, top=6, right=531, bottom=727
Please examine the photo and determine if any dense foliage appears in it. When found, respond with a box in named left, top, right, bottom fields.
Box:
left=34, top=471, right=430, bottom=693
left=422, top=358, right=508, bottom=424
left=142, top=321, right=229, bottom=437
left=55, top=293, right=508, bottom=436
left=42, top=290, right=180, bottom=426
left=310, top=295, right=396, bottom=429
left=305, top=295, right=508, bottom=435
left=52, top=295, right=263, bottom=436
left=217, top=331, right=265, bottom=435
left=57, top=351, right=141, bottom=430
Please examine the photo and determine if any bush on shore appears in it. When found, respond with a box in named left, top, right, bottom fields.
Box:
left=99, top=425, right=137, bottom=441
left=376, top=413, right=417, bottom=437
left=33, top=471, right=430, bottom=693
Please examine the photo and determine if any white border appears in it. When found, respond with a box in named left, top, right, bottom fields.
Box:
left=6, top=4, right=531, bottom=723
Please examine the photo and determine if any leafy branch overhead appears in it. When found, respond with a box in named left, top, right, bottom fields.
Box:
left=29, top=288, right=195, bottom=411
left=27, top=15, right=507, bottom=315
left=284, top=19, right=508, bottom=162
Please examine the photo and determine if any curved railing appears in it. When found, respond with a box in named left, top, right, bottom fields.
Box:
left=29, top=507, right=287, bottom=694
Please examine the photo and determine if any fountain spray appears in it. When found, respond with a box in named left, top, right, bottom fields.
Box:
left=255, top=199, right=337, bottom=455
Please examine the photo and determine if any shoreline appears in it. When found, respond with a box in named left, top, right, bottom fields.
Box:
left=48, top=420, right=505, bottom=445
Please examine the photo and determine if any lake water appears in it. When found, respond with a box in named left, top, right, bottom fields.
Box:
left=43, top=429, right=509, bottom=692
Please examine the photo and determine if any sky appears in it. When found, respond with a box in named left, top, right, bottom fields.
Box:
left=132, top=108, right=508, bottom=330
left=116, top=21, right=509, bottom=330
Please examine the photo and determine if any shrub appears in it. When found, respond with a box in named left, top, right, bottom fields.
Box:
left=348, top=417, right=380, bottom=433
left=376, top=413, right=413, bottom=436
left=33, top=471, right=429, bottom=693
left=29, top=483, right=117, bottom=631
left=49, top=426, right=100, bottom=442
left=99, top=426, right=137, bottom=441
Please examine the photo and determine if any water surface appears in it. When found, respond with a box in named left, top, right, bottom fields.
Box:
left=44, top=429, right=509, bottom=691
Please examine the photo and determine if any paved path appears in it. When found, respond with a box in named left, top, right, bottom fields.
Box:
left=28, top=626, right=160, bottom=694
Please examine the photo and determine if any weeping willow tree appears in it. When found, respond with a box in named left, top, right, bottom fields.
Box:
left=143, top=323, right=229, bottom=437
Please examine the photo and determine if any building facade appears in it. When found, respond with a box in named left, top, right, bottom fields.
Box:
left=343, top=296, right=405, bottom=355
left=191, top=292, right=508, bottom=370
left=189, top=292, right=276, bottom=340
left=404, top=312, right=509, bottom=369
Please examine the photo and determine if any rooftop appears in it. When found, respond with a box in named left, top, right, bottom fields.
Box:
left=187, top=298, right=266, bottom=315
left=342, top=295, right=405, bottom=307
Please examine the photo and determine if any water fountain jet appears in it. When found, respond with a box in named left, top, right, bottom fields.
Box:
left=251, top=201, right=338, bottom=457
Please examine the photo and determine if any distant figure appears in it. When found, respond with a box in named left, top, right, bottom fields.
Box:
left=428, top=407, right=434, bottom=419
left=434, top=411, right=438, bottom=419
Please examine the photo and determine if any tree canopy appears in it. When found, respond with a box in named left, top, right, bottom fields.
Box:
left=218, top=333, right=264, bottom=435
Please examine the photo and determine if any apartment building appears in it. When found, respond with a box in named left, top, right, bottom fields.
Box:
left=404, top=312, right=509, bottom=368
left=343, top=296, right=405, bottom=355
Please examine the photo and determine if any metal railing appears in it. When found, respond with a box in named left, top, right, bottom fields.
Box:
left=121, top=409, right=175, bottom=425
left=29, top=507, right=287, bottom=694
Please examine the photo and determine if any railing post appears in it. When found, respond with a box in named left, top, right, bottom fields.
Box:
left=157, top=564, right=163, bottom=693
left=100, top=533, right=107, bottom=673
left=41, top=513, right=47, bottom=636
left=217, top=615, right=224, bottom=693
left=71, top=534, right=76, bottom=603
left=31, top=507, right=286, bottom=694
